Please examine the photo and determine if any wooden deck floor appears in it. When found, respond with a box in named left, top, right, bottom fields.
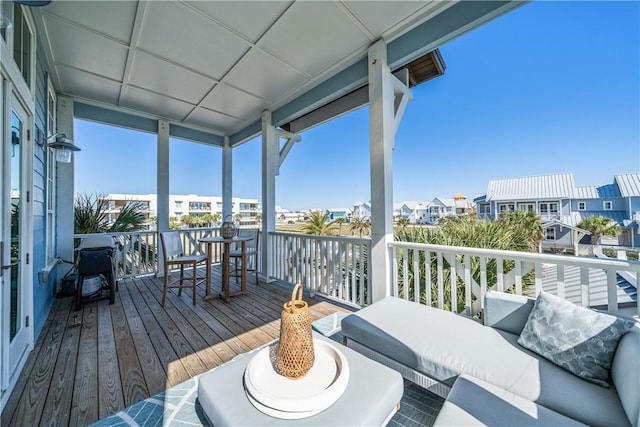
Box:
left=1, top=266, right=353, bottom=427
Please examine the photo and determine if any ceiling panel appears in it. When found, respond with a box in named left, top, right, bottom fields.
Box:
left=138, top=1, right=250, bottom=79
left=344, top=1, right=431, bottom=37
left=186, top=1, right=292, bottom=43
left=225, top=48, right=308, bottom=102
left=44, top=15, right=128, bottom=81
left=185, top=107, right=242, bottom=131
left=128, top=52, right=216, bottom=104
left=58, top=67, right=121, bottom=105
left=259, top=2, right=370, bottom=76
left=120, top=86, right=194, bottom=122
left=201, top=84, right=265, bottom=119
left=41, top=0, right=136, bottom=44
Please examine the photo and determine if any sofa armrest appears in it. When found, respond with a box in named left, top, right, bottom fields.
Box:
left=483, top=291, right=535, bottom=336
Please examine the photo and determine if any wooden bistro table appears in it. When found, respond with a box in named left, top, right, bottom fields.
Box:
left=199, top=235, right=253, bottom=302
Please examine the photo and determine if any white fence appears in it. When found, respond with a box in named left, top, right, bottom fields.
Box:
left=74, top=227, right=224, bottom=279
left=389, top=241, right=640, bottom=316
left=270, top=232, right=370, bottom=306
left=73, top=229, right=640, bottom=316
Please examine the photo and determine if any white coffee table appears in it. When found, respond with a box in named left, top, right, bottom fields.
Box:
left=198, top=332, right=404, bottom=426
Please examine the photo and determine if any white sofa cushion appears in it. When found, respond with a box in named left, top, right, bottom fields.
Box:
left=434, top=374, right=587, bottom=426
left=341, top=297, right=631, bottom=427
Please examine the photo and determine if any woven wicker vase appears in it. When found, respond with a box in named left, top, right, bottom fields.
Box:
left=276, top=284, right=315, bottom=379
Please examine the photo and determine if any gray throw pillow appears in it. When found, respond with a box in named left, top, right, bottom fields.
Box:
left=517, top=291, right=636, bottom=387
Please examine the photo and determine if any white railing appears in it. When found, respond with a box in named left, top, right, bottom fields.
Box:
left=389, top=241, right=640, bottom=316
left=270, top=232, right=370, bottom=307
left=74, top=227, right=224, bottom=279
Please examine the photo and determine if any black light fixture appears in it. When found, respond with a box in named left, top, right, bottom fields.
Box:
left=0, top=1, right=13, bottom=29
left=1, top=1, right=52, bottom=29
left=44, top=133, right=81, bottom=163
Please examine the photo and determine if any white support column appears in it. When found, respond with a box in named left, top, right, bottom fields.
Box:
left=55, top=97, right=75, bottom=282
left=261, top=111, right=278, bottom=283
left=156, top=120, right=169, bottom=277
left=368, top=39, right=412, bottom=303
left=157, top=120, right=170, bottom=233
left=222, top=136, right=232, bottom=220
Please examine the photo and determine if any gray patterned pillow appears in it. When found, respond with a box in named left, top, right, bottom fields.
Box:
left=517, top=291, right=635, bottom=387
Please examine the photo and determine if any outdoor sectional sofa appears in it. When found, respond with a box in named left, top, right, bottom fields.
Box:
left=341, top=291, right=639, bottom=427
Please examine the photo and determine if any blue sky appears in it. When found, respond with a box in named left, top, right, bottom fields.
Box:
left=75, top=1, right=639, bottom=211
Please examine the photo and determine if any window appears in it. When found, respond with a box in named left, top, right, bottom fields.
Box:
left=12, top=4, right=32, bottom=87
left=189, top=202, right=209, bottom=211
left=539, top=202, right=559, bottom=215
left=545, top=227, right=556, bottom=241
left=175, top=201, right=182, bottom=208
left=578, top=202, right=586, bottom=210
left=603, top=201, right=612, bottom=210
left=45, top=84, right=56, bottom=262
left=498, top=203, right=515, bottom=213
left=518, top=203, right=535, bottom=212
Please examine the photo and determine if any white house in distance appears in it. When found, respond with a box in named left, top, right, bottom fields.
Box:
left=393, top=194, right=473, bottom=224
left=353, top=201, right=372, bottom=221
left=475, top=172, right=640, bottom=250
left=101, top=193, right=261, bottom=226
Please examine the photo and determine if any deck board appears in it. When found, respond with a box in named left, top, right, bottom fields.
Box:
left=39, top=301, right=83, bottom=426
left=1, top=266, right=352, bottom=426
left=97, top=300, right=124, bottom=418
left=69, top=304, right=98, bottom=427
left=110, top=294, right=148, bottom=407
left=4, top=298, right=72, bottom=427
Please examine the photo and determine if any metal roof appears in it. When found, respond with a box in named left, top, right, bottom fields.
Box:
left=486, top=173, right=576, bottom=202
left=28, top=1, right=523, bottom=146
left=574, top=184, right=621, bottom=199
left=615, top=173, right=640, bottom=197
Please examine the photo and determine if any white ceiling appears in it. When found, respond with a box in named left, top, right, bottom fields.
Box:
left=33, top=0, right=456, bottom=139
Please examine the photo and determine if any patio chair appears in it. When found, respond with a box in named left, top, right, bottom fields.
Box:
left=229, top=229, right=259, bottom=284
left=159, top=231, right=207, bottom=307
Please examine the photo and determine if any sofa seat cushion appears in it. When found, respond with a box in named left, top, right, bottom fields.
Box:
left=434, top=374, right=587, bottom=426
left=341, top=297, right=630, bottom=427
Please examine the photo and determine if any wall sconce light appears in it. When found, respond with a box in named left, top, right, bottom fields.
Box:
left=0, top=1, right=13, bottom=29
left=41, top=133, right=81, bottom=163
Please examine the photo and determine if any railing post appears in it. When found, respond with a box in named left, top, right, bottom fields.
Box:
left=261, top=111, right=277, bottom=283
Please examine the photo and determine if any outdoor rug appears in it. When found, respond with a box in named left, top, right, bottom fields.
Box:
left=92, top=312, right=444, bottom=426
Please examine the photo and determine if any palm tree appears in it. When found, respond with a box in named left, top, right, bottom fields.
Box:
left=578, top=215, right=621, bottom=245
left=396, top=217, right=410, bottom=229
left=74, top=192, right=150, bottom=275
left=255, top=213, right=262, bottom=228
left=350, top=217, right=371, bottom=237
left=234, top=212, right=244, bottom=225
left=201, top=213, right=214, bottom=227
left=212, top=213, right=222, bottom=225
left=302, top=210, right=333, bottom=235
left=496, top=210, right=543, bottom=251
left=181, top=214, right=194, bottom=228
left=334, top=217, right=346, bottom=235
left=74, top=192, right=147, bottom=234
left=169, top=216, right=180, bottom=230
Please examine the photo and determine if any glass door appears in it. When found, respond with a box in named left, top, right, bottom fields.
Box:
left=1, top=94, right=30, bottom=390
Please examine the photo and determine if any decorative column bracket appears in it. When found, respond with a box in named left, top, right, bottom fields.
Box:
left=391, top=71, right=412, bottom=142
left=277, top=128, right=302, bottom=172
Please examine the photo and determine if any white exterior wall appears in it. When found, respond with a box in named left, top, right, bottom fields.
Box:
left=102, top=193, right=261, bottom=224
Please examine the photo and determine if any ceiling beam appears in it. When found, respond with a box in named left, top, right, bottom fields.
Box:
left=74, top=102, right=224, bottom=146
